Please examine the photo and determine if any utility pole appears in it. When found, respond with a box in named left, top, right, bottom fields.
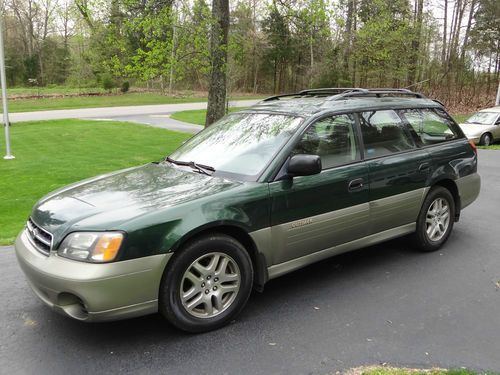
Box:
left=0, top=14, right=14, bottom=160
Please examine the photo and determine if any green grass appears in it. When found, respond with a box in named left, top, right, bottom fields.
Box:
left=0, top=119, right=190, bottom=245
left=452, top=113, right=471, bottom=123
left=3, top=93, right=264, bottom=113
left=7, top=86, right=105, bottom=96
left=170, top=107, right=247, bottom=125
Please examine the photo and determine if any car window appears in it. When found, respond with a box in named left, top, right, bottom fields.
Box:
left=292, top=114, right=360, bottom=169
left=168, top=113, right=303, bottom=180
left=358, top=110, right=416, bottom=158
left=400, top=108, right=459, bottom=145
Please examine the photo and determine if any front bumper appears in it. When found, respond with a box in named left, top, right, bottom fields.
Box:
left=15, top=230, right=172, bottom=322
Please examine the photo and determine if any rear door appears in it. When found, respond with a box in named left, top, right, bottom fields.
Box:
left=268, top=113, right=370, bottom=265
left=357, top=109, right=432, bottom=234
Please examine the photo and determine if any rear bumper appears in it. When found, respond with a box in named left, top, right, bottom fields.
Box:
left=15, top=230, right=172, bottom=322
left=456, top=172, right=481, bottom=210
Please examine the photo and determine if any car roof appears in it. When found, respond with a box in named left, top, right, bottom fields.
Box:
left=245, top=88, right=443, bottom=117
left=478, top=106, right=500, bottom=114
left=248, top=96, right=442, bottom=117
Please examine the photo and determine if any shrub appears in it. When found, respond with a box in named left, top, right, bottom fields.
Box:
left=101, top=74, right=115, bottom=93
left=120, top=81, right=130, bottom=93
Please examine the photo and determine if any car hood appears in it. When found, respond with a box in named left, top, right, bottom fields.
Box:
left=31, top=163, right=242, bottom=238
left=459, top=123, right=492, bottom=136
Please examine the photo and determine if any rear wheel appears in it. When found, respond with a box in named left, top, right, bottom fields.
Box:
left=411, top=186, right=455, bottom=252
left=159, top=233, right=253, bottom=333
left=480, top=133, right=492, bottom=146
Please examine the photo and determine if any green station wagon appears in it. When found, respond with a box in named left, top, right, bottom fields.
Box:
left=15, top=88, right=481, bottom=332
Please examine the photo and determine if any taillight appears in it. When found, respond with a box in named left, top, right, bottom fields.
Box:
left=468, top=140, right=477, bottom=155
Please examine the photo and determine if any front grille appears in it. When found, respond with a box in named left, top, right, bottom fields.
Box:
left=26, top=218, right=53, bottom=255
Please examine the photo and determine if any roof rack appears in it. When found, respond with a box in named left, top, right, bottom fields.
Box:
left=333, top=88, right=426, bottom=100
left=261, top=87, right=427, bottom=102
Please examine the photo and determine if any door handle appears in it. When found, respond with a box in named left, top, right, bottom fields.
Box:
left=348, top=178, right=364, bottom=192
left=419, top=163, right=430, bottom=172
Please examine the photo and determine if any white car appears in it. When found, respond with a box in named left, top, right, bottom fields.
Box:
left=459, top=106, right=500, bottom=146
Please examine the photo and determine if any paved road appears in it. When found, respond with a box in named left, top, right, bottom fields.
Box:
left=1, top=150, right=499, bottom=375
left=9, top=99, right=260, bottom=124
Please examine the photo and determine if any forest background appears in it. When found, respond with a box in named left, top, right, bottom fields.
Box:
left=2, top=0, right=499, bottom=112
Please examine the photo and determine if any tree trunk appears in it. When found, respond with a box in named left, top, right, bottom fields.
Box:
left=343, top=0, right=354, bottom=80
left=206, top=0, right=229, bottom=127
left=460, top=0, right=476, bottom=63
left=408, top=0, right=423, bottom=85
left=441, top=0, right=448, bottom=63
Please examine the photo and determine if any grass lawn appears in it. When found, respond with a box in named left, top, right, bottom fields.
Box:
left=452, top=113, right=471, bottom=123
left=4, top=93, right=264, bottom=113
left=349, top=366, right=496, bottom=375
left=170, top=107, right=246, bottom=125
left=0, top=119, right=190, bottom=245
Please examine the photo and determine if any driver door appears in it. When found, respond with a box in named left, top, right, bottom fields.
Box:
left=268, top=114, right=370, bottom=265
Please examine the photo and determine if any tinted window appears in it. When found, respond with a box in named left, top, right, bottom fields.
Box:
left=292, top=114, right=360, bottom=169
left=359, top=110, right=416, bottom=158
left=400, top=108, right=459, bottom=145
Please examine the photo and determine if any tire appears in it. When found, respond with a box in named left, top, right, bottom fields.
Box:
left=480, top=133, right=492, bottom=146
left=411, top=186, right=455, bottom=252
left=159, top=233, right=253, bottom=333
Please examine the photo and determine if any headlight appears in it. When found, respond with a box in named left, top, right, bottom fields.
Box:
left=58, top=232, right=124, bottom=263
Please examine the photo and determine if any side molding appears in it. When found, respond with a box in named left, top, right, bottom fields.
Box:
left=266, top=223, right=416, bottom=280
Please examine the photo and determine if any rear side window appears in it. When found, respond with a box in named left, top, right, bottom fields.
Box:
left=399, top=108, right=460, bottom=145
left=358, top=110, right=416, bottom=158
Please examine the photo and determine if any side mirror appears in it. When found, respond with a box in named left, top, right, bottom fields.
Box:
left=288, top=154, right=322, bottom=177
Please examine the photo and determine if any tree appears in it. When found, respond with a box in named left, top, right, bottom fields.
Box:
left=205, top=0, right=229, bottom=127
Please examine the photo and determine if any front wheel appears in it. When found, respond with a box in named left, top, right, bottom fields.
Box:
left=411, top=186, right=455, bottom=252
left=159, top=233, right=253, bottom=333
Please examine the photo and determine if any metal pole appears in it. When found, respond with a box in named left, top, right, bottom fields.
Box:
left=0, top=14, right=14, bottom=159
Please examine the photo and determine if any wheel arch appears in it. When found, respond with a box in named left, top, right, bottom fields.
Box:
left=432, top=178, right=461, bottom=221
left=170, top=222, right=269, bottom=291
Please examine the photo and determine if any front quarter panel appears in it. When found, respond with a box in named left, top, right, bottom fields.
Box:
left=119, top=182, right=271, bottom=260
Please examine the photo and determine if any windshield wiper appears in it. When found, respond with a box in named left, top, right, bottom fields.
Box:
left=166, top=157, right=215, bottom=176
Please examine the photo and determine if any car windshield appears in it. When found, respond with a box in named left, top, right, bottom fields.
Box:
left=167, top=112, right=303, bottom=180
left=465, top=112, right=498, bottom=125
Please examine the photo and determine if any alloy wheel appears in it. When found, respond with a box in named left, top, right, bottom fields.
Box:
left=425, top=197, right=450, bottom=242
left=180, top=252, right=241, bottom=319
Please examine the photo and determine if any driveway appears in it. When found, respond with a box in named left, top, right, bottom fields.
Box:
left=10, top=99, right=259, bottom=121
left=1, top=150, right=499, bottom=374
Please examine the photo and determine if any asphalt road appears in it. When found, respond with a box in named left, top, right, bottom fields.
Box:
left=1, top=150, right=499, bottom=375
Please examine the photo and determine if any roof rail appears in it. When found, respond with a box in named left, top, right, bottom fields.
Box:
left=298, top=88, right=368, bottom=96
left=261, top=87, right=426, bottom=102
left=261, top=88, right=368, bottom=102
left=261, top=92, right=301, bottom=102
left=328, top=88, right=427, bottom=100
